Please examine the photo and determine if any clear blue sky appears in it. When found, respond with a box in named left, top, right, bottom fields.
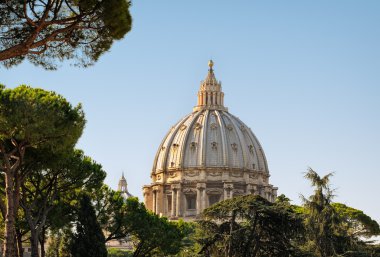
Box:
left=1, top=1, right=379, bottom=221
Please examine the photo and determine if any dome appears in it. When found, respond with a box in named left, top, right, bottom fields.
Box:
left=143, top=61, right=277, bottom=219
left=152, top=110, right=269, bottom=174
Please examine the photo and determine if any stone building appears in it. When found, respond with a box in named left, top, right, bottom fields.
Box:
left=143, top=61, right=277, bottom=219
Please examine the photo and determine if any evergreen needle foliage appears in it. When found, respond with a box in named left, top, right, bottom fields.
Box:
left=70, top=194, right=107, bottom=257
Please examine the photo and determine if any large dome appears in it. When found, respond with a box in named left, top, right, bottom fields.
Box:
left=143, top=61, right=277, bottom=219
left=152, top=110, right=269, bottom=175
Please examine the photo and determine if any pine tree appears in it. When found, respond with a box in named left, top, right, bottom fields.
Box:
left=70, top=194, right=107, bottom=257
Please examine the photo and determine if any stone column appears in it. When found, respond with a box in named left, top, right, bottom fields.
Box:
left=171, top=190, right=176, bottom=217
left=176, top=187, right=182, bottom=217
left=196, top=183, right=206, bottom=215
left=223, top=183, right=233, bottom=200
left=152, top=191, right=157, bottom=214
left=152, top=186, right=161, bottom=214
left=202, top=189, right=207, bottom=210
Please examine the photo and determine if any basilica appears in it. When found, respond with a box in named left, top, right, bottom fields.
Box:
left=143, top=61, right=277, bottom=219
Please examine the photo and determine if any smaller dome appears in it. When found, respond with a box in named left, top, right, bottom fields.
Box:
left=118, top=173, right=133, bottom=199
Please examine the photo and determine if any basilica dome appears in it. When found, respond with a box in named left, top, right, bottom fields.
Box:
left=143, top=61, right=277, bottom=219
left=152, top=105, right=269, bottom=175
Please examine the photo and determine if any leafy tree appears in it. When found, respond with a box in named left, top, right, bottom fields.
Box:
left=122, top=197, right=185, bottom=257
left=0, top=0, right=132, bottom=69
left=0, top=85, right=85, bottom=257
left=332, top=203, right=380, bottom=239
left=92, top=185, right=128, bottom=242
left=107, top=249, right=132, bottom=257
left=197, top=194, right=304, bottom=257
left=19, top=149, right=106, bottom=257
left=70, top=194, right=107, bottom=257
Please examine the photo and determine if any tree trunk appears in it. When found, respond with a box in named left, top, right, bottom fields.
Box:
left=227, top=210, right=236, bottom=257
left=30, top=228, right=39, bottom=257
left=40, top=229, right=46, bottom=257
left=4, top=171, right=17, bottom=257
left=16, top=229, right=24, bottom=257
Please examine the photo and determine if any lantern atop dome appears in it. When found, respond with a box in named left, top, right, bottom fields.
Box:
left=194, top=60, right=227, bottom=112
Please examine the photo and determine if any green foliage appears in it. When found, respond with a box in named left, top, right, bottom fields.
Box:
left=0, top=85, right=85, bottom=151
left=0, top=0, right=132, bottom=69
left=301, top=168, right=338, bottom=257
left=70, top=194, right=107, bottom=257
left=124, top=197, right=185, bottom=257
left=332, top=202, right=380, bottom=238
left=0, top=84, right=86, bottom=256
left=93, top=185, right=128, bottom=242
left=197, top=194, right=304, bottom=257
left=107, top=248, right=133, bottom=257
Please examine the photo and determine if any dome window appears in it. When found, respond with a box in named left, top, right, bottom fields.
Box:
left=231, top=143, right=238, bottom=151
left=190, top=142, right=197, bottom=150
left=211, top=141, right=218, bottom=150
left=248, top=145, right=254, bottom=154
left=194, top=123, right=202, bottom=130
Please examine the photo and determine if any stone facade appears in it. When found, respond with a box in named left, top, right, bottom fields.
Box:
left=143, top=61, right=277, bottom=219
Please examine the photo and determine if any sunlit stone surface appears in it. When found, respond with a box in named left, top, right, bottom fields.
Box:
left=143, top=61, right=277, bottom=219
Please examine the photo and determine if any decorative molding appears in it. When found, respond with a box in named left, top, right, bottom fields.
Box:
left=226, top=124, right=233, bottom=131
left=223, top=183, right=234, bottom=190
left=183, top=188, right=197, bottom=194
left=171, top=184, right=181, bottom=190
left=230, top=171, right=243, bottom=177
left=249, top=172, right=259, bottom=179
left=196, top=183, right=206, bottom=189
left=169, top=172, right=177, bottom=178
left=233, top=189, right=244, bottom=195
left=185, top=170, right=200, bottom=177
left=180, top=124, right=187, bottom=131
left=206, top=188, right=223, bottom=195
left=209, top=170, right=222, bottom=177
left=210, top=123, right=218, bottom=130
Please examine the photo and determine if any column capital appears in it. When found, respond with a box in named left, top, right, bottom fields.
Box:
left=223, top=183, right=234, bottom=190
left=171, top=183, right=181, bottom=191
left=196, top=182, right=206, bottom=189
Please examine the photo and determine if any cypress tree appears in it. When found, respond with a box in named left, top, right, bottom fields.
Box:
left=70, top=194, right=107, bottom=257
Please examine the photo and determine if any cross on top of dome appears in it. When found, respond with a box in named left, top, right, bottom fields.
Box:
left=194, top=60, right=227, bottom=112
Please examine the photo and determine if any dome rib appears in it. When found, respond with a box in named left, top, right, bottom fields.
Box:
left=215, top=110, right=228, bottom=167
left=224, top=112, right=250, bottom=170
left=153, top=114, right=191, bottom=172
left=179, top=111, right=202, bottom=169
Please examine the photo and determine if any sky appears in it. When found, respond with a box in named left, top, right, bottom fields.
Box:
left=1, top=1, right=379, bottom=222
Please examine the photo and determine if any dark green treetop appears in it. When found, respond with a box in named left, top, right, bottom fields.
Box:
left=0, top=0, right=132, bottom=69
